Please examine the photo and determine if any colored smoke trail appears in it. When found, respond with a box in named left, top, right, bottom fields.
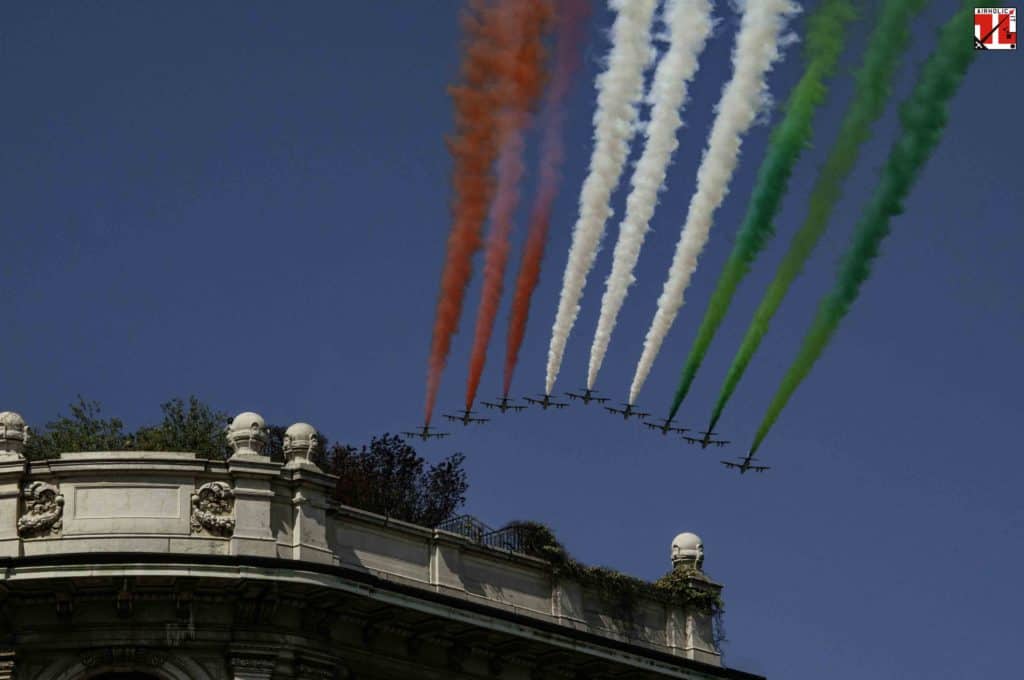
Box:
left=586, top=0, right=715, bottom=391
left=464, top=0, right=554, bottom=411
left=503, top=0, right=591, bottom=398
left=628, top=0, right=800, bottom=405
left=664, top=0, right=856, bottom=421
left=709, top=0, right=929, bottom=433
left=424, top=2, right=505, bottom=425
left=545, top=0, right=658, bottom=396
left=748, top=4, right=975, bottom=455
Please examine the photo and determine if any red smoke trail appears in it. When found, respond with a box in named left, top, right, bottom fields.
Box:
left=464, top=0, right=554, bottom=411
left=502, top=0, right=591, bottom=397
left=424, top=1, right=505, bottom=425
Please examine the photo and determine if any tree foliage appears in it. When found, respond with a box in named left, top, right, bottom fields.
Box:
left=24, top=396, right=127, bottom=459
left=20, top=398, right=469, bottom=527
left=324, top=434, right=468, bottom=527
left=134, top=397, right=231, bottom=459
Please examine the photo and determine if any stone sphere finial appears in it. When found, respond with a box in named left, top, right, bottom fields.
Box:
left=283, top=422, right=321, bottom=471
left=671, top=532, right=704, bottom=571
left=0, top=411, right=29, bottom=456
left=226, top=411, right=268, bottom=457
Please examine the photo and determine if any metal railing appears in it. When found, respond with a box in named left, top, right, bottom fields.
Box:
left=480, top=525, right=526, bottom=553
left=435, top=514, right=493, bottom=543
left=436, top=515, right=526, bottom=555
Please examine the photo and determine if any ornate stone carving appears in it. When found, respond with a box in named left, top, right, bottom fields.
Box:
left=80, top=646, right=167, bottom=667
left=227, top=411, right=268, bottom=457
left=296, top=660, right=341, bottom=679
left=283, top=422, right=321, bottom=470
left=0, top=411, right=28, bottom=457
left=17, top=481, right=63, bottom=538
left=190, top=481, right=235, bottom=537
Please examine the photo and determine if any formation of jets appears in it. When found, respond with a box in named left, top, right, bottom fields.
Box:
left=684, top=430, right=730, bottom=449
left=443, top=409, right=489, bottom=426
left=720, top=456, right=770, bottom=474
left=565, top=388, right=609, bottom=405
left=524, top=393, right=569, bottom=410
left=643, top=417, right=690, bottom=436
left=482, top=395, right=527, bottom=413
left=604, top=402, right=650, bottom=421
left=404, top=392, right=770, bottom=473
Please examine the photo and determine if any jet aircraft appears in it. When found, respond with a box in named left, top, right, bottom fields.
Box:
left=482, top=396, right=527, bottom=413
left=721, top=456, right=770, bottom=474
left=442, top=409, right=490, bottom=426
left=565, top=388, right=609, bottom=405
left=524, top=394, right=568, bottom=410
left=604, top=403, right=650, bottom=420
left=684, top=430, right=730, bottom=449
left=401, top=424, right=451, bottom=441
left=643, top=418, right=690, bottom=436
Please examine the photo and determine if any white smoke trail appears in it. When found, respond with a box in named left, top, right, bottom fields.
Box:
left=544, top=0, right=658, bottom=395
left=586, top=0, right=715, bottom=390
left=629, top=0, right=801, bottom=404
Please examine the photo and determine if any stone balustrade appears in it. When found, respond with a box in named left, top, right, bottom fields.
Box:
left=0, top=410, right=725, bottom=674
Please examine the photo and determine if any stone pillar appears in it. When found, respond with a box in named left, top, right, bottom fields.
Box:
left=282, top=423, right=336, bottom=564
left=226, top=412, right=280, bottom=558
left=665, top=531, right=721, bottom=665
left=0, top=412, right=28, bottom=558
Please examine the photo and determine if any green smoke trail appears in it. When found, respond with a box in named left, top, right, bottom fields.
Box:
left=665, top=0, right=858, bottom=421
left=748, top=3, right=975, bottom=455
left=706, top=0, right=930, bottom=433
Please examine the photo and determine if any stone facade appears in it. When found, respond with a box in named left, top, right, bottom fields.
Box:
left=0, top=411, right=763, bottom=680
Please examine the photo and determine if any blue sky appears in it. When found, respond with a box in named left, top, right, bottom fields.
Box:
left=2, top=2, right=1021, bottom=678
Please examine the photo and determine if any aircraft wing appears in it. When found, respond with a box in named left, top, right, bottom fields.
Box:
left=683, top=436, right=701, bottom=445
left=720, top=461, right=740, bottom=469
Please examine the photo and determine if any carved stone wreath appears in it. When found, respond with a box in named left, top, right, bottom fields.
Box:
left=190, top=481, right=236, bottom=537
left=17, top=481, right=64, bottom=538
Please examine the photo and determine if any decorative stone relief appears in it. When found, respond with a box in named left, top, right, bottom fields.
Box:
left=80, top=646, right=167, bottom=668
left=190, top=481, right=236, bottom=537
left=17, top=481, right=64, bottom=538
left=296, top=660, right=343, bottom=679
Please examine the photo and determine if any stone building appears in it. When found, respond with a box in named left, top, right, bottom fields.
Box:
left=0, top=410, right=764, bottom=680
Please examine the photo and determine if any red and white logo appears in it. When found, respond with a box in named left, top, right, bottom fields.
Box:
left=975, top=8, right=1017, bottom=50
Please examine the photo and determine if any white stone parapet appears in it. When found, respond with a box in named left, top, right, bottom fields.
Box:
left=0, top=414, right=727, bottom=675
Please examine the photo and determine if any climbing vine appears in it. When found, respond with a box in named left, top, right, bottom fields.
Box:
left=505, top=521, right=724, bottom=618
